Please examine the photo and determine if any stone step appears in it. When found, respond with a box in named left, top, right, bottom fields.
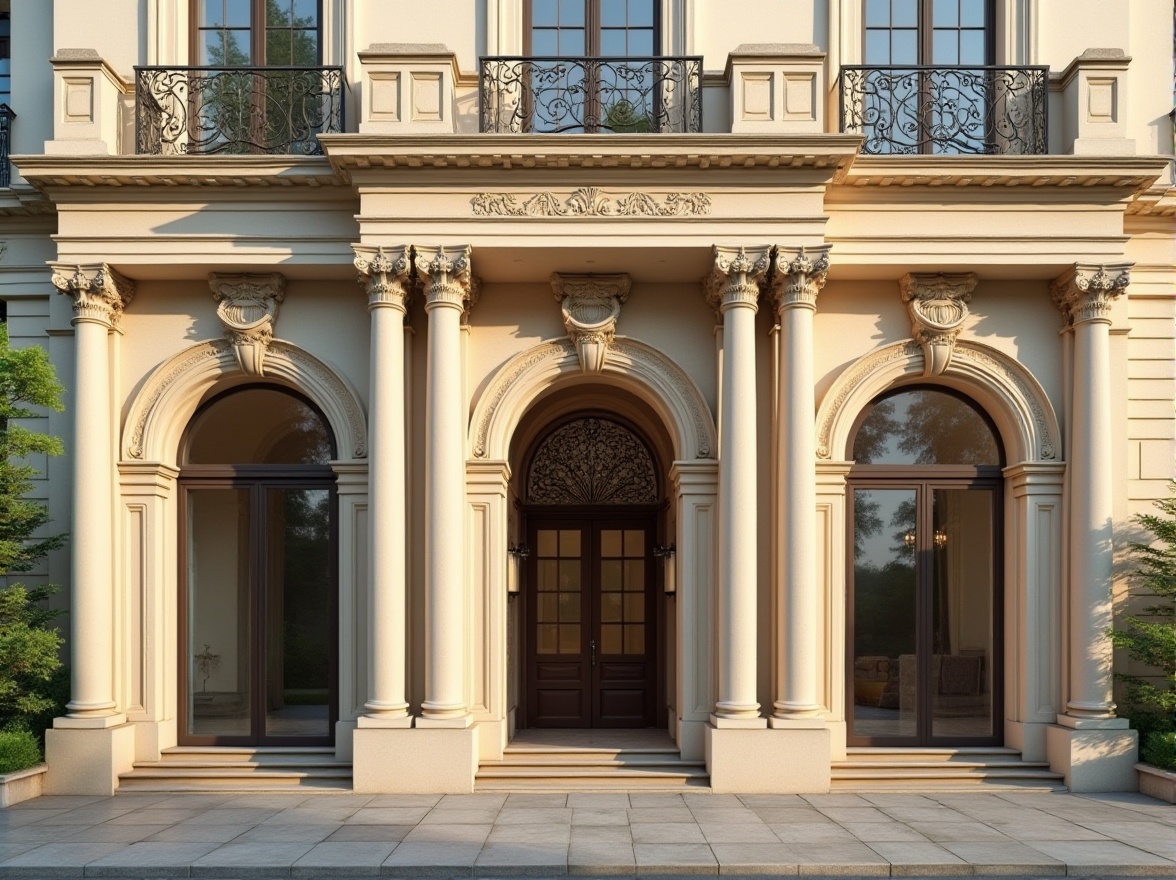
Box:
left=156, top=747, right=338, bottom=763
left=119, top=750, right=353, bottom=792
left=831, top=747, right=1065, bottom=792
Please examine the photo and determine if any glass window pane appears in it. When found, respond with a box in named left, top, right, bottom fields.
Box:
left=224, top=28, right=251, bottom=64
left=532, top=28, right=558, bottom=55
left=291, top=29, right=318, bottom=65
left=601, top=29, right=627, bottom=56
left=624, top=530, right=644, bottom=556
left=933, top=0, right=959, bottom=26
left=601, top=624, right=623, bottom=654
left=558, top=28, right=585, bottom=55
left=961, top=0, right=986, bottom=27
left=865, top=0, right=890, bottom=27
left=891, top=28, right=917, bottom=64
left=893, top=0, right=917, bottom=26
left=601, top=530, right=622, bottom=557
left=537, top=530, right=558, bottom=558
left=559, top=0, right=585, bottom=25
left=559, top=559, right=580, bottom=590
left=932, top=29, right=958, bottom=64
left=601, top=559, right=623, bottom=590
left=600, top=0, right=626, bottom=26
left=959, top=28, right=985, bottom=64
left=624, top=593, right=644, bottom=622
left=201, top=31, right=225, bottom=66
left=852, top=488, right=917, bottom=739
left=624, top=624, right=645, bottom=654
left=628, top=29, right=654, bottom=56
left=267, top=0, right=290, bottom=26
left=558, top=592, right=580, bottom=622
left=852, top=389, right=1000, bottom=465
left=187, top=389, right=333, bottom=464
left=188, top=489, right=252, bottom=738
left=225, top=0, right=251, bottom=27
left=624, top=559, right=645, bottom=590
left=538, top=593, right=558, bottom=622
left=559, top=624, right=580, bottom=653
left=538, top=560, right=558, bottom=590
left=537, top=624, right=558, bottom=653
left=199, top=0, right=225, bottom=27
left=293, top=0, right=318, bottom=25
left=560, top=529, right=581, bottom=557
left=601, top=593, right=623, bottom=622
left=532, top=0, right=558, bottom=26
left=266, top=29, right=290, bottom=65
left=864, top=29, right=891, bottom=65
left=630, top=0, right=654, bottom=26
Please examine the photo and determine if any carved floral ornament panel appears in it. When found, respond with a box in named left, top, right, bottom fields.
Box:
left=527, top=417, right=658, bottom=505
left=472, top=187, right=711, bottom=217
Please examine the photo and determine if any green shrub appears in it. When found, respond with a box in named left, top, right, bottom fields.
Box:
left=0, top=728, right=42, bottom=774
left=1142, top=731, right=1176, bottom=772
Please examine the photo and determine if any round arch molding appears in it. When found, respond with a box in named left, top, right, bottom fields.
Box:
left=471, top=337, right=716, bottom=463
left=816, top=339, right=1061, bottom=465
left=122, top=338, right=368, bottom=465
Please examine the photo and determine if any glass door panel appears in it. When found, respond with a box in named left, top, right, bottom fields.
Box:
left=931, top=488, right=995, bottom=739
left=851, top=488, right=917, bottom=739
left=530, top=526, right=590, bottom=725
left=264, top=488, right=332, bottom=740
left=186, top=488, right=253, bottom=739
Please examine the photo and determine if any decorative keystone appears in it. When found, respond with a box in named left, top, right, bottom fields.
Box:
left=208, top=273, right=286, bottom=377
left=550, top=273, right=631, bottom=373
left=51, top=263, right=135, bottom=328
left=704, top=245, right=771, bottom=314
left=900, top=272, right=977, bottom=376
left=354, top=245, right=414, bottom=312
left=1051, top=263, right=1131, bottom=327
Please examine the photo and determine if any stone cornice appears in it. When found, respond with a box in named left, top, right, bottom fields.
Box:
left=12, top=156, right=346, bottom=191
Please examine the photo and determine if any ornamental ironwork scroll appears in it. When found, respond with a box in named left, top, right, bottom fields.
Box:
left=135, top=66, right=345, bottom=155
left=839, top=65, right=1047, bottom=155
left=480, top=56, right=702, bottom=134
left=527, top=417, right=658, bottom=505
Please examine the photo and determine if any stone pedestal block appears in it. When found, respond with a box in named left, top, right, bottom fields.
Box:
left=353, top=726, right=479, bottom=793
left=706, top=724, right=831, bottom=793
left=1045, top=722, right=1138, bottom=792
left=44, top=723, right=135, bottom=795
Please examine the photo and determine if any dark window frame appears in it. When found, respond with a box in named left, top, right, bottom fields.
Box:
left=189, top=0, right=324, bottom=67
left=524, top=0, right=662, bottom=57
left=862, top=0, right=996, bottom=67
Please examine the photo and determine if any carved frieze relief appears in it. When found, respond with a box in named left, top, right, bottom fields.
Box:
left=208, top=272, right=286, bottom=377
left=550, top=272, right=631, bottom=373
left=471, top=187, right=711, bottom=218
left=900, top=272, right=977, bottom=376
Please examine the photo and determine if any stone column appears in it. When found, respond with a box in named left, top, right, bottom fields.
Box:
left=353, top=246, right=413, bottom=726
left=50, top=264, right=133, bottom=722
left=705, top=245, right=769, bottom=725
left=769, top=247, right=828, bottom=722
left=416, top=245, right=477, bottom=726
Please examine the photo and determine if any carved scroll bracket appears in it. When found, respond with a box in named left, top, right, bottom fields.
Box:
left=550, top=272, right=631, bottom=373
left=900, top=272, right=977, bottom=377
left=208, top=272, right=286, bottom=377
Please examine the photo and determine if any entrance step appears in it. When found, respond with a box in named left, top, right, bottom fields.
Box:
left=832, top=747, right=1066, bottom=792
left=119, top=747, right=353, bottom=792
left=477, top=743, right=709, bottom=792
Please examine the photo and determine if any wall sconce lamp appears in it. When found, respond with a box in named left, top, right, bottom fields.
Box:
left=506, top=543, right=530, bottom=596
left=902, top=530, right=948, bottom=548
left=653, top=544, right=676, bottom=595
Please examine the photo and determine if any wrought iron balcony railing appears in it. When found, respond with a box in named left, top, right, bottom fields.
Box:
left=135, top=66, right=344, bottom=156
left=480, top=56, right=702, bottom=134
left=840, top=65, right=1048, bottom=155
left=0, top=104, right=14, bottom=187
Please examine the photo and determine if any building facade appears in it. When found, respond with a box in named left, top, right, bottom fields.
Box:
left=1, top=0, right=1173, bottom=795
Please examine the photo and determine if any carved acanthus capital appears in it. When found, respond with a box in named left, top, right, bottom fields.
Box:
left=208, top=272, right=286, bottom=377
left=900, top=272, right=977, bottom=377
left=353, top=245, right=414, bottom=312
left=704, top=245, right=770, bottom=315
left=770, top=246, right=830, bottom=311
left=51, top=263, right=135, bottom=328
left=414, top=245, right=477, bottom=313
left=1051, top=263, right=1130, bottom=327
left=550, top=272, right=631, bottom=373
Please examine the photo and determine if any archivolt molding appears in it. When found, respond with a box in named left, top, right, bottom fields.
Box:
left=471, top=336, right=715, bottom=462
left=816, top=339, right=1060, bottom=464
left=123, top=338, right=367, bottom=465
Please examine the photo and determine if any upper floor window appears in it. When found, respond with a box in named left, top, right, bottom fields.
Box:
left=193, top=0, right=321, bottom=67
left=0, top=9, right=10, bottom=104
left=528, top=0, right=658, bottom=57
left=864, top=0, right=992, bottom=66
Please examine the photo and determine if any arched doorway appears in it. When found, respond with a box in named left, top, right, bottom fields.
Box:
left=178, top=386, right=338, bottom=746
left=847, top=386, right=1004, bottom=746
left=522, top=414, right=663, bottom=728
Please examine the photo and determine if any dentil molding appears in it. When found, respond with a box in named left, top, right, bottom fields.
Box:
left=900, top=272, right=977, bottom=377
left=353, top=245, right=413, bottom=312
left=51, top=263, right=135, bottom=328
left=1051, top=263, right=1131, bottom=327
left=471, top=187, right=711, bottom=217
left=208, top=272, right=286, bottom=377
left=705, top=245, right=771, bottom=313
left=550, top=272, right=631, bottom=373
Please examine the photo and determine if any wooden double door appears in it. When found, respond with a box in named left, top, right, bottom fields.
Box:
left=526, top=515, right=658, bottom=727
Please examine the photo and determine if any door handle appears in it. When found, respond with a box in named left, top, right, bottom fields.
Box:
left=590, top=639, right=596, bottom=667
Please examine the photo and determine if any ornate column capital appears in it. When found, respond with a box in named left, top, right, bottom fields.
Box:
left=50, top=263, right=135, bottom=328
left=769, top=246, right=830, bottom=312
left=550, top=272, right=630, bottom=373
left=354, top=245, right=414, bottom=313
left=704, top=245, right=770, bottom=315
left=900, top=271, right=977, bottom=376
left=414, top=245, right=478, bottom=313
left=1051, top=263, right=1131, bottom=328
left=208, top=272, right=286, bottom=377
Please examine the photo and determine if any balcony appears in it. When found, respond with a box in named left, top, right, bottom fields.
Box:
left=135, top=66, right=345, bottom=155
left=480, top=56, right=702, bottom=134
left=0, top=104, right=12, bottom=186
left=839, top=66, right=1048, bottom=155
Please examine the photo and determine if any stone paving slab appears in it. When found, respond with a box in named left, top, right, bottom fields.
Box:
left=0, top=790, right=1174, bottom=877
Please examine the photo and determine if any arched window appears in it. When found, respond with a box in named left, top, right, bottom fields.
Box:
left=847, top=386, right=1003, bottom=746
left=179, top=386, right=337, bottom=747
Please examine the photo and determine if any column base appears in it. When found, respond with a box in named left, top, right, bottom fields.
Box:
left=352, top=726, right=479, bottom=793
left=705, top=724, right=831, bottom=793
left=1045, top=722, right=1138, bottom=792
left=44, top=722, right=136, bottom=795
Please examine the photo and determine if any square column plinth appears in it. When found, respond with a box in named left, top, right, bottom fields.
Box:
left=44, top=723, right=135, bottom=795
left=353, top=726, right=479, bottom=793
left=1045, top=721, right=1138, bottom=792
left=706, top=722, right=831, bottom=793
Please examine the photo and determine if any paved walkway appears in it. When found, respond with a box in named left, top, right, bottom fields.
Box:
left=1, top=789, right=1174, bottom=878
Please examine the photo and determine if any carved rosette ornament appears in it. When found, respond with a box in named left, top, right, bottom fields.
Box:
left=770, top=246, right=830, bottom=312
left=414, top=245, right=478, bottom=313
left=900, top=272, right=977, bottom=377
left=704, top=245, right=771, bottom=314
left=1051, top=263, right=1131, bottom=327
left=208, top=272, right=286, bottom=377
left=550, top=272, right=631, bottom=373
left=354, top=245, right=413, bottom=312
left=51, top=263, right=135, bottom=328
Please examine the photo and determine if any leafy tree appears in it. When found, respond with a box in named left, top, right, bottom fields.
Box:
left=1110, top=487, right=1176, bottom=768
left=0, top=324, right=67, bottom=753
